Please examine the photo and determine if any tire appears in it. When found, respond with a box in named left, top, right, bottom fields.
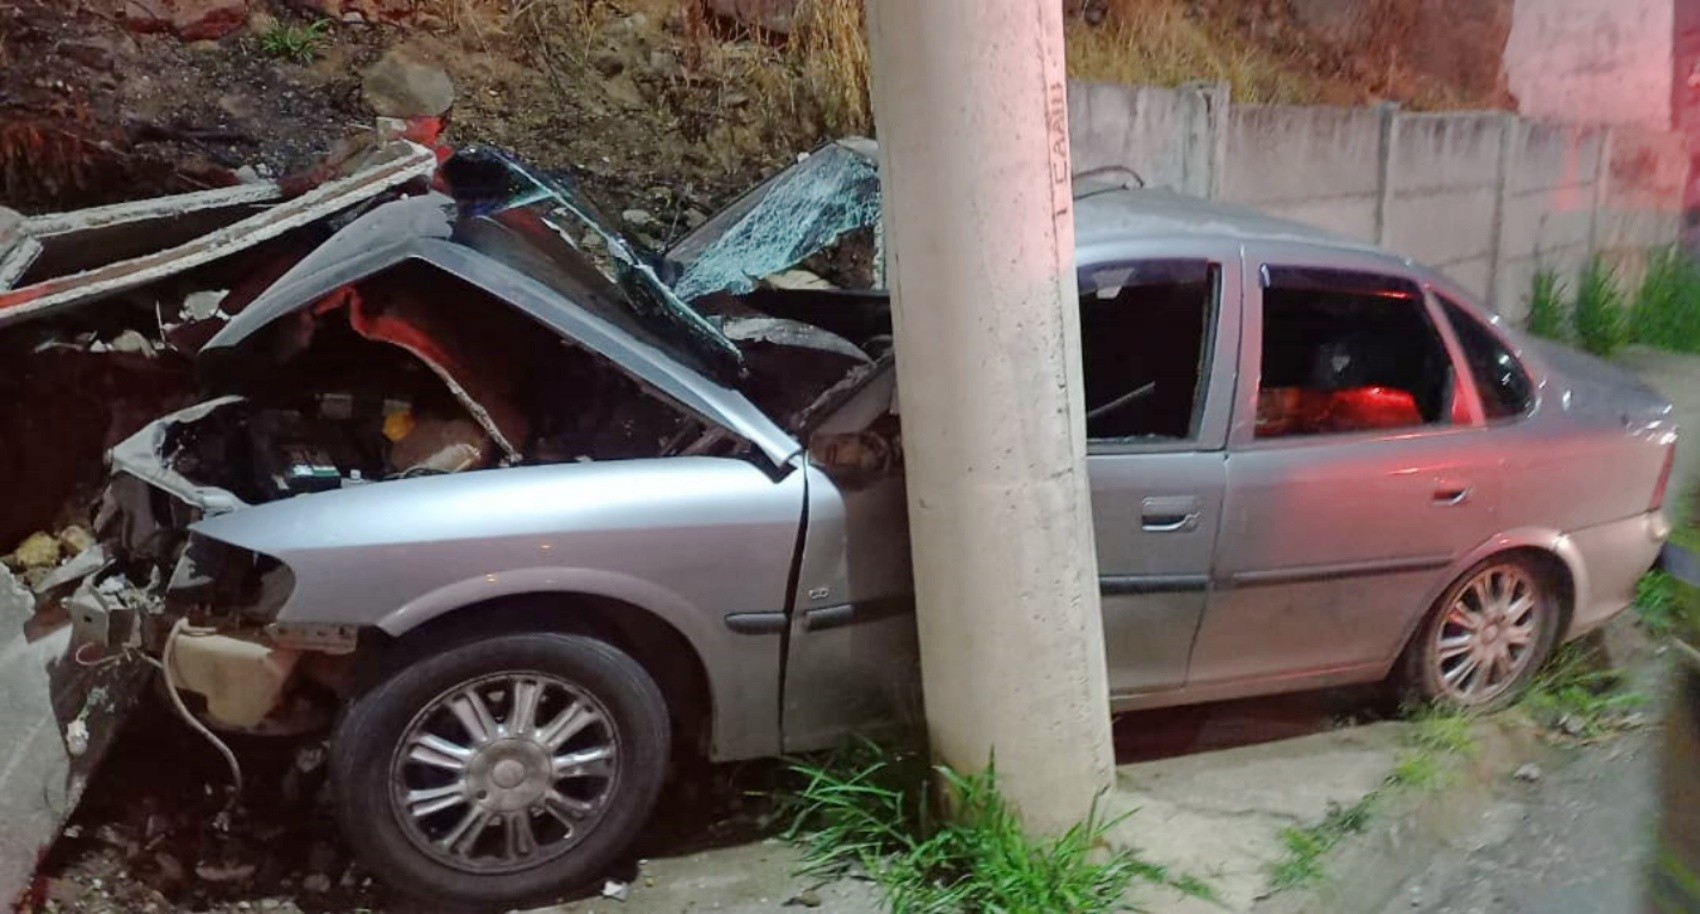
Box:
left=1397, top=554, right=1563, bottom=712
left=330, top=632, right=670, bottom=908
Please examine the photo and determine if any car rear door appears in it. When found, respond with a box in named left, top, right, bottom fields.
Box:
left=1189, top=245, right=1502, bottom=689
left=1077, top=245, right=1241, bottom=698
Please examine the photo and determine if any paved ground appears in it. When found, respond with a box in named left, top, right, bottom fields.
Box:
left=1378, top=730, right=1657, bottom=914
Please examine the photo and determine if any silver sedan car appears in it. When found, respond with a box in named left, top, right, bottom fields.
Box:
left=95, top=144, right=1674, bottom=906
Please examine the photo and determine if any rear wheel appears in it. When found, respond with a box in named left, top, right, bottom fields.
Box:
left=331, top=632, right=669, bottom=907
left=1398, top=555, right=1562, bottom=711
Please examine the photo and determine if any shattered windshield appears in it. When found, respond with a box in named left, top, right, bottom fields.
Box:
left=665, top=139, right=883, bottom=303
left=441, top=147, right=745, bottom=381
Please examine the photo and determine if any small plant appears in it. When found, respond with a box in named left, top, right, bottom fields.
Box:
left=1629, top=248, right=1700, bottom=353
left=1526, top=268, right=1570, bottom=341
left=1523, top=641, right=1646, bottom=737
left=784, top=739, right=1214, bottom=912
left=1573, top=256, right=1629, bottom=357
left=258, top=19, right=329, bottom=64
left=1387, top=705, right=1478, bottom=789
left=1267, top=797, right=1376, bottom=890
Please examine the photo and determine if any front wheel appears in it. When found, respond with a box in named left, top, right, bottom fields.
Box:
left=1397, top=555, right=1562, bottom=712
left=330, top=632, right=670, bottom=908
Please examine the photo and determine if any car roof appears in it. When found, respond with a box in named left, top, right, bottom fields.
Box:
left=1072, top=183, right=1396, bottom=260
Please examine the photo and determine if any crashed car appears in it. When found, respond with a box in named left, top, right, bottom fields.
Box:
left=1, top=138, right=1678, bottom=906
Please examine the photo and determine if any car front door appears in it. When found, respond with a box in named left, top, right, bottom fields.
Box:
left=1077, top=247, right=1241, bottom=698
left=1189, top=247, right=1502, bottom=689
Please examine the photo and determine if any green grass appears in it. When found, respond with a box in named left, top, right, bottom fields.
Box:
left=1526, top=269, right=1570, bottom=342
left=1269, top=706, right=1475, bottom=891
left=1629, top=248, right=1700, bottom=354
left=1268, top=797, right=1376, bottom=891
left=1574, top=256, right=1629, bottom=357
left=1522, top=641, right=1647, bottom=737
left=1636, top=570, right=1686, bottom=638
left=1387, top=706, right=1479, bottom=789
left=257, top=19, right=329, bottom=63
left=784, top=740, right=1214, bottom=913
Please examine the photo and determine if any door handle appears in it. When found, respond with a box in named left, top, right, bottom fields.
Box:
left=1433, top=483, right=1473, bottom=506
left=1142, top=495, right=1202, bottom=532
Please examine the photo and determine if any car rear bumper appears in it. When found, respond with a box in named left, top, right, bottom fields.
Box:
left=1564, top=509, right=1669, bottom=639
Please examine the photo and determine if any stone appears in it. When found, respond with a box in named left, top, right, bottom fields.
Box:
left=10, top=532, right=59, bottom=570
left=302, top=873, right=331, bottom=893
left=622, top=208, right=658, bottom=229
left=361, top=49, right=455, bottom=117
left=1514, top=762, right=1542, bottom=782
left=120, top=0, right=250, bottom=41
left=707, top=0, right=802, bottom=34
left=57, top=526, right=95, bottom=555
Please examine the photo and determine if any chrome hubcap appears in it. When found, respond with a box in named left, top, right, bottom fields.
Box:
left=390, top=672, right=619, bottom=873
left=1434, top=564, right=1541, bottom=703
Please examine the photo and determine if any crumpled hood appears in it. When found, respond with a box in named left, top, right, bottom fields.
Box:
left=1527, top=338, right=1674, bottom=426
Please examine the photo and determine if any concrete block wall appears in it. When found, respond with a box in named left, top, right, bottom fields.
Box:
left=1382, top=113, right=1504, bottom=300
left=1068, top=81, right=1689, bottom=323
left=1218, top=104, right=1384, bottom=243
left=1495, top=121, right=1607, bottom=320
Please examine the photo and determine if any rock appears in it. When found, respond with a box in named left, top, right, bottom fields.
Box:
left=302, top=873, right=332, bottom=893
left=707, top=0, right=803, bottom=33
left=684, top=208, right=708, bottom=229
left=10, top=532, right=60, bottom=569
left=195, top=861, right=257, bottom=883
left=591, top=48, right=627, bottom=77
left=1514, top=762, right=1542, bottom=782
left=219, top=93, right=258, bottom=119
left=361, top=49, right=455, bottom=117
left=120, top=0, right=250, bottom=40
left=622, top=209, right=658, bottom=230
left=649, top=49, right=683, bottom=78
left=786, top=888, right=824, bottom=907
left=57, top=525, right=95, bottom=555
left=246, top=8, right=277, bottom=34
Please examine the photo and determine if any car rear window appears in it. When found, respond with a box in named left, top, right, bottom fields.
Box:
left=1256, top=267, right=1454, bottom=439
left=1439, top=296, right=1535, bottom=420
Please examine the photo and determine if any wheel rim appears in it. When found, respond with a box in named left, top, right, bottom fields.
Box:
left=389, top=671, right=620, bottom=874
left=1433, top=564, right=1543, bottom=704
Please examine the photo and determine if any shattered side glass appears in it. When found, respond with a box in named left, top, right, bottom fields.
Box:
left=441, top=147, right=746, bottom=380
left=665, top=139, right=883, bottom=304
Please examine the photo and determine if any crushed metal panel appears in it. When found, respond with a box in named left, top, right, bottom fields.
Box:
left=109, top=396, right=252, bottom=513
left=665, top=139, right=883, bottom=303
left=0, top=143, right=436, bottom=329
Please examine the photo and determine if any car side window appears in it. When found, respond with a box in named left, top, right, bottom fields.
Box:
left=1438, top=296, right=1535, bottom=420
left=1078, top=259, right=1218, bottom=443
left=1255, top=266, right=1454, bottom=439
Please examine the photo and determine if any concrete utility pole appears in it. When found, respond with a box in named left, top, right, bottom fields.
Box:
left=866, top=0, right=1116, bottom=831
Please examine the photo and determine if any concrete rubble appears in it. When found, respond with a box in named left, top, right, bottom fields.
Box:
left=0, top=131, right=445, bottom=910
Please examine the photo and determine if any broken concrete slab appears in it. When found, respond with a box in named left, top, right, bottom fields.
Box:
left=1110, top=721, right=1409, bottom=912
left=0, top=142, right=435, bottom=329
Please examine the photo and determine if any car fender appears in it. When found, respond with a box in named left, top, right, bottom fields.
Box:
left=376, top=564, right=714, bottom=649
left=187, top=457, right=808, bottom=759
left=1384, top=526, right=1585, bottom=667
